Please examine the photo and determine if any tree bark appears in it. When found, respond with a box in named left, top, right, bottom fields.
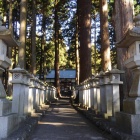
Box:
left=75, top=10, right=79, bottom=85
left=100, top=0, right=111, bottom=72
left=78, top=0, right=92, bottom=83
left=31, top=0, right=36, bottom=75
left=19, top=0, right=28, bottom=69
left=113, top=0, right=133, bottom=110
left=55, top=0, right=60, bottom=97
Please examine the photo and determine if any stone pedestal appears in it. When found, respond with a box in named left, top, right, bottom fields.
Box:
left=79, top=85, right=83, bottom=105
left=116, top=112, right=140, bottom=134
left=34, top=78, right=40, bottom=109
left=93, top=78, right=99, bottom=111
left=104, top=84, right=113, bottom=118
left=87, top=84, right=91, bottom=108
left=46, top=86, right=49, bottom=101
left=96, top=85, right=100, bottom=112
left=116, top=68, right=140, bottom=134
left=30, top=77, right=37, bottom=110
left=90, top=87, right=94, bottom=108
left=39, top=81, right=45, bottom=106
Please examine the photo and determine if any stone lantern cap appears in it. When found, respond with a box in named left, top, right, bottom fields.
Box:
left=116, top=14, right=140, bottom=48
left=106, top=69, right=124, bottom=74
left=96, top=71, right=105, bottom=78
left=105, top=69, right=124, bottom=84
left=96, top=71, right=110, bottom=85
left=0, top=26, right=20, bottom=47
left=9, top=64, right=27, bottom=74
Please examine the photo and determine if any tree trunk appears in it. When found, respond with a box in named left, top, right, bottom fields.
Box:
left=75, top=10, right=79, bottom=85
left=113, top=0, right=133, bottom=110
left=78, top=0, right=92, bottom=83
left=31, top=0, right=36, bottom=75
left=19, top=0, right=28, bottom=69
left=55, top=0, right=60, bottom=97
left=100, top=0, right=111, bottom=72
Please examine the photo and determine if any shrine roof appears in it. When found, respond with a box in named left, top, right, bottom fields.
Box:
left=46, top=69, right=76, bottom=79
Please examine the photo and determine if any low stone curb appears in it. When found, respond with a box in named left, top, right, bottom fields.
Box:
left=2, top=116, right=38, bottom=140
left=72, top=104, right=140, bottom=140
left=2, top=105, right=50, bottom=140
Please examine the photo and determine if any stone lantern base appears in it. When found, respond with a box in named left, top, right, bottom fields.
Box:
left=116, top=112, right=140, bottom=135
left=116, top=68, right=140, bottom=135
left=0, top=79, right=19, bottom=138
left=0, top=112, right=19, bottom=138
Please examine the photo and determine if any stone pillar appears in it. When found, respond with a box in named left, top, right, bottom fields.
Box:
left=23, top=72, right=32, bottom=114
left=53, top=86, right=57, bottom=99
left=93, top=78, right=98, bottom=111
left=29, top=76, right=36, bottom=113
left=36, top=79, right=40, bottom=108
left=47, top=86, right=51, bottom=100
left=96, top=79, right=100, bottom=113
left=83, top=84, right=87, bottom=107
left=96, top=72, right=106, bottom=114
left=85, top=82, right=89, bottom=108
left=41, top=82, right=46, bottom=105
left=45, top=86, right=49, bottom=101
left=87, top=82, right=90, bottom=108
left=44, top=84, right=47, bottom=103
left=106, top=69, right=124, bottom=121
left=33, top=78, right=39, bottom=109
left=39, top=81, right=43, bottom=106
left=91, top=75, right=100, bottom=113
left=103, top=72, right=113, bottom=118
left=89, top=78, right=94, bottom=108
left=78, top=84, right=83, bottom=106
left=10, top=65, right=28, bottom=117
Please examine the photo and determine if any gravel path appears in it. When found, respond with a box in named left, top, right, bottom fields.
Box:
left=28, top=99, right=111, bottom=140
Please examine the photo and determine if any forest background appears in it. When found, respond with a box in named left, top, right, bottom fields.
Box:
left=0, top=0, right=140, bottom=97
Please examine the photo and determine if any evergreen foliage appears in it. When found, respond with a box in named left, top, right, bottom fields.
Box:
left=1, top=0, right=140, bottom=76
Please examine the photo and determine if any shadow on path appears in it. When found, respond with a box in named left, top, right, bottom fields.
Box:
left=28, top=98, right=112, bottom=140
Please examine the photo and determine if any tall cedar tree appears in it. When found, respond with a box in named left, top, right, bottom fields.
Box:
left=31, top=0, right=36, bottom=75
left=100, top=0, right=111, bottom=71
left=19, top=0, right=27, bottom=69
left=78, top=0, right=92, bottom=83
left=75, top=11, right=79, bottom=85
left=113, top=0, right=133, bottom=110
left=55, top=0, right=60, bottom=97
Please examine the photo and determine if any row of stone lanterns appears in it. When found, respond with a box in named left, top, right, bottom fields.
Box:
left=0, top=21, right=57, bottom=138
left=76, top=68, right=124, bottom=120
left=74, top=14, right=140, bottom=136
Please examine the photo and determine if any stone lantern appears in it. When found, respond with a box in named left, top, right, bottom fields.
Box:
left=116, top=14, right=140, bottom=135
left=106, top=69, right=124, bottom=121
left=0, top=19, right=19, bottom=138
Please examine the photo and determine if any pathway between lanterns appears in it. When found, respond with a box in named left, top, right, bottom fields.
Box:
left=28, top=98, right=112, bottom=140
